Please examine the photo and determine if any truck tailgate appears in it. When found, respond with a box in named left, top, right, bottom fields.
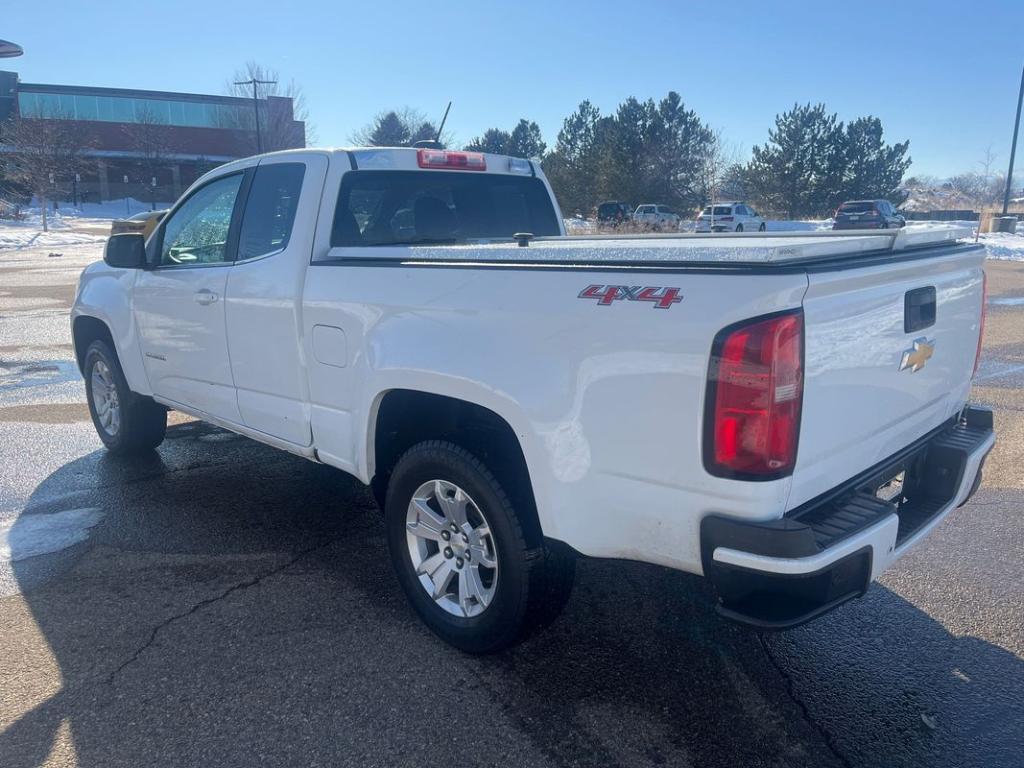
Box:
left=788, top=245, right=986, bottom=509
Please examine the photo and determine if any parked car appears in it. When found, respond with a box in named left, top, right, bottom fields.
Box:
left=832, top=200, right=905, bottom=230
left=596, top=201, right=632, bottom=227
left=110, top=209, right=168, bottom=239
left=73, top=147, right=993, bottom=652
left=633, top=204, right=681, bottom=230
left=696, top=202, right=766, bottom=233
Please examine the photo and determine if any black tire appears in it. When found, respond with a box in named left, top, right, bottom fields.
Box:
left=84, top=340, right=166, bottom=455
left=385, top=440, right=574, bottom=653
left=735, top=224, right=744, bottom=232
left=758, top=222, right=767, bottom=232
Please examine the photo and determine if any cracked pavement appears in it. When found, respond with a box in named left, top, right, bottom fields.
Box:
left=0, top=239, right=1022, bottom=767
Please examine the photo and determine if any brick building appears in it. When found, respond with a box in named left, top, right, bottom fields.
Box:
left=0, top=70, right=305, bottom=204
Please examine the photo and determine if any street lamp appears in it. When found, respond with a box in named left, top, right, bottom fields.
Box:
left=1001, top=62, right=1024, bottom=216
left=233, top=77, right=276, bottom=154
left=0, top=39, right=24, bottom=58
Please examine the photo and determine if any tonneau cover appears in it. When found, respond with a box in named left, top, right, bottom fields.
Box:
left=370, top=225, right=973, bottom=266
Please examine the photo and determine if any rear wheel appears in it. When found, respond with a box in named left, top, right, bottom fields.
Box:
left=385, top=440, right=574, bottom=653
left=84, top=340, right=166, bottom=455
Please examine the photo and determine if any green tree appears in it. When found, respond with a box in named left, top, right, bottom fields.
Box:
left=352, top=108, right=443, bottom=147
left=465, top=120, right=546, bottom=159
left=507, top=120, right=546, bottom=158
left=840, top=116, right=911, bottom=205
left=747, top=103, right=846, bottom=218
left=542, top=100, right=603, bottom=214
left=464, top=128, right=512, bottom=154
left=651, top=91, right=714, bottom=211
left=544, top=93, right=713, bottom=215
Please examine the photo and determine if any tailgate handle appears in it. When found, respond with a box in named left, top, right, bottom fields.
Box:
left=905, top=286, right=936, bottom=333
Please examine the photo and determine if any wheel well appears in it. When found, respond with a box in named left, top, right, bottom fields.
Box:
left=72, top=315, right=115, bottom=374
left=372, top=390, right=543, bottom=547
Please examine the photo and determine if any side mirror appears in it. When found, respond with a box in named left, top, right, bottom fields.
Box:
left=104, top=233, right=147, bottom=269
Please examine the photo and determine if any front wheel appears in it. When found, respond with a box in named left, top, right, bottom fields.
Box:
left=758, top=222, right=766, bottom=232
left=735, top=224, right=744, bottom=232
left=385, top=440, right=574, bottom=653
left=84, top=340, right=166, bottom=455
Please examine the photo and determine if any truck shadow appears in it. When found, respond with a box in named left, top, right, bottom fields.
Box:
left=1, top=422, right=1021, bottom=767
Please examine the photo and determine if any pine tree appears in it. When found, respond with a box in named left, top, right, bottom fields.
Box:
left=841, top=117, right=911, bottom=206
left=367, top=112, right=410, bottom=147
left=653, top=91, right=714, bottom=212
left=465, top=120, right=546, bottom=158
left=464, top=128, right=512, bottom=154
left=747, top=103, right=845, bottom=218
left=542, top=101, right=603, bottom=214
left=507, top=120, right=546, bottom=158
left=351, top=109, right=441, bottom=148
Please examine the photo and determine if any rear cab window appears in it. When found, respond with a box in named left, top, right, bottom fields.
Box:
left=238, top=163, right=305, bottom=260
left=329, top=171, right=560, bottom=248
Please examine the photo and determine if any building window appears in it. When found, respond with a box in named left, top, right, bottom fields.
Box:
left=17, top=90, right=252, bottom=129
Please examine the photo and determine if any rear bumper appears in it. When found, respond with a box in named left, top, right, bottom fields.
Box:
left=700, top=406, right=995, bottom=630
left=832, top=220, right=884, bottom=229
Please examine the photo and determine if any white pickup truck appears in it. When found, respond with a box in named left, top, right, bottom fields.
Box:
left=72, top=147, right=994, bottom=652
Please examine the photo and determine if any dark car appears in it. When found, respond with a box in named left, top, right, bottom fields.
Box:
left=832, top=199, right=905, bottom=230
left=597, top=201, right=631, bottom=227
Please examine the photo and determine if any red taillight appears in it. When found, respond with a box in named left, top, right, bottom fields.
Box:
left=705, top=311, right=804, bottom=478
left=973, top=270, right=987, bottom=377
left=417, top=149, right=486, bottom=171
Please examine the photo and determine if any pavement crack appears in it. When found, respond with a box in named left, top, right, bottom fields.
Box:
left=757, top=634, right=854, bottom=768
left=104, top=540, right=333, bottom=684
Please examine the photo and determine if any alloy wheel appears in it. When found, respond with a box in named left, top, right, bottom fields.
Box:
left=405, top=479, right=498, bottom=618
left=91, top=359, right=121, bottom=437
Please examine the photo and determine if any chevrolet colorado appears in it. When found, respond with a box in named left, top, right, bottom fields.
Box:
left=71, top=147, right=994, bottom=652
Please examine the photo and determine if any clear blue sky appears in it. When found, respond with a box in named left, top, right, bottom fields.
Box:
left=4, top=0, right=1023, bottom=177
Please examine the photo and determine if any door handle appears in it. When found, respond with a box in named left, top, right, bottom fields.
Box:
left=193, top=289, right=219, bottom=305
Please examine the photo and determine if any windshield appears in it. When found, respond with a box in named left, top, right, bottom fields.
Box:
left=331, top=171, right=560, bottom=247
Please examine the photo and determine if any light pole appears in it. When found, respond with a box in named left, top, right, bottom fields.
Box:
left=0, top=39, right=24, bottom=58
left=233, top=77, right=276, bottom=154
left=1002, top=62, right=1024, bottom=216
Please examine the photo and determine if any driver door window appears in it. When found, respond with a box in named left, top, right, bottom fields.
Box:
left=159, top=174, right=243, bottom=266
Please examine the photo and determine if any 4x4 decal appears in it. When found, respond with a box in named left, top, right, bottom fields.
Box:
left=578, top=284, right=683, bottom=309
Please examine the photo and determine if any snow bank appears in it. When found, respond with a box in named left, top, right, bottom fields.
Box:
left=979, top=231, right=1024, bottom=261
left=0, top=224, right=107, bottom=250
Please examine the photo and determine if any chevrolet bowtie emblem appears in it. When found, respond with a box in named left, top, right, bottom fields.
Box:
left=900, top=337, right=935, bottom=373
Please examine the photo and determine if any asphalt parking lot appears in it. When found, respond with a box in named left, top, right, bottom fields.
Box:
left=1, top=238, right=1022, bottom=767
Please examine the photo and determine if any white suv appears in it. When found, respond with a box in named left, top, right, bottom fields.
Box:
left=633, top=204, right=681, bottom=230
left=695, top=202, right=766, bottom=233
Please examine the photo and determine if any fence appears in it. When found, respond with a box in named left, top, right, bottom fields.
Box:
left=901, top=209, right=979, bottom=222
